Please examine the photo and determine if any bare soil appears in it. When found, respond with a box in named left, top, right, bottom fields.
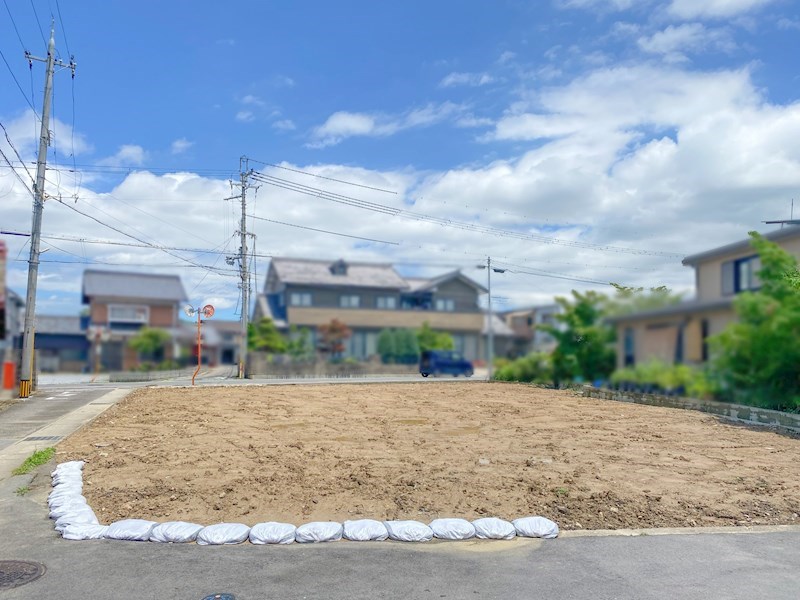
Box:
left=57, top=382, right=800, bottom=530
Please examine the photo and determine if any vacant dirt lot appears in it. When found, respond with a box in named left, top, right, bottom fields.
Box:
left=58, top=382, right=800, bottom=530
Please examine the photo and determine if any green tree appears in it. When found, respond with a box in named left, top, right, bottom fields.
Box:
left=544, top=290, right=615, bottom=386
left=416, top=321, right=455, bottom=352
left=127, top=327, right=171, bottom=363
left=377, top=329, right=398, bottom=364
left=605, top=283, right=683, bottom=317
left=248, top=318, right=287, bottom=353
left=395, top=328, right=421, bottom=364
left=286, top=326, right=314, bottom=361
left=710, top=232, right=800, bottom=411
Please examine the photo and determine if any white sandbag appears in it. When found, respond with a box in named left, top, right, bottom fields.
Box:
left=429, top=518, right=475, bottom=541
left=512, top=516, right=559, bottom=539
left=48, top=493, right=86, bottom=508
left=383, top=520, right=433, bottom=543
left=52, top=460, right=84, bottom=476
left=196, top=523, right=251, bottom=546
left=50, top=482, right=83, bottom=494
left=49, top=498, right=90, bottom=519
left=54, top=508, right=99, bottom=533
left=249, top=522, right=297, bottom=545
left=472, top=517, right=516, bottom=540
left=342, top=519, right=389, bottom=542
left=149, top=521, right=204, bottom=543
left=105, top=519, right=159, bottom=541
left=295, top=521, right=343, bottom=543
left=52, top=476, right=83, bottom=488
left=61, top=523, right=108, bottom=541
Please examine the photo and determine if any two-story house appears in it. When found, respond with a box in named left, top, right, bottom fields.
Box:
left=609, top=226, right=800, bottom=369
left=252, top=257, right=497, bottom=361
left=82, top=269, right=190, bottom=371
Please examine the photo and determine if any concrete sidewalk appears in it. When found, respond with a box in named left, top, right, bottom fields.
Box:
left=0, top=386, right=130, bottom=481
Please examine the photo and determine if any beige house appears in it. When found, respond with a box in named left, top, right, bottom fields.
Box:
left=610, top=226, right=800, bottom=369
left=252, top=257, right=513, bottom=362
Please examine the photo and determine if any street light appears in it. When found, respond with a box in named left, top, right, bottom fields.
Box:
left=477, top=257, right=506, bottom=381
left=184, top=303, right=215, bottom=386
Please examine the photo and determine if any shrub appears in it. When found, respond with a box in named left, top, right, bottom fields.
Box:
left=494, top=352, right=552, bottom=383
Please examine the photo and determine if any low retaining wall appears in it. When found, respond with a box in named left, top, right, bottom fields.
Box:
left=578, top=386, right=800, bottom=435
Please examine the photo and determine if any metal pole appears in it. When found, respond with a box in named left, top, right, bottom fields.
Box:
left=19, top=26, right=56, bottom=398
left=238, top=158, right=249, bottom=379
left=192, top=311, right=201, bottom=386
left=487, top=256, right=494, bottom=381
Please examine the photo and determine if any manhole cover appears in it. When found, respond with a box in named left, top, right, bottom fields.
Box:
left=0, top=560, right=46, bottom=590
left=201, top=595, right=235, bottom=600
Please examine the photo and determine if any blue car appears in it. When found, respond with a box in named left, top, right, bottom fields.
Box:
left=419, top=350, right=474, bottom=378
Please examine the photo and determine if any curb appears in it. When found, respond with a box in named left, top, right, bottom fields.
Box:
left=560, top=524, right=800, bottom=538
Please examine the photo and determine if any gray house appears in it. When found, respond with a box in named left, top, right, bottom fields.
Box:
left=252, top=257, right=503, bottom=361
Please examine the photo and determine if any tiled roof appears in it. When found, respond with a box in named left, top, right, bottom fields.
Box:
left=82, top=269, right=187, bottom=303
left=35, top=315, right=85, bottom=335
left=271, top=258, right=409, bottom=289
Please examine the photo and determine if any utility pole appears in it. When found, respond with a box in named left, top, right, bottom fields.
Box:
left=19, top=24, right=75, bottom=398
left=225, top=157, right=255, bottom=379
left=478, top=257, right=506, bottom=381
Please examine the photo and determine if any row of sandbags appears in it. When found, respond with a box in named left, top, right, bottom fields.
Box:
left=50, top=461, right=559, bottom=544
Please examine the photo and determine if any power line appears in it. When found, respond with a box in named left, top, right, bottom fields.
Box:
left=3, top=0, right=27, bottom=50
left=0, top=120, right=35, bottom=183
left=249, top=214, right=399, bottom=245
left=247, top=157, right=397, bottom=195
left=54, top=0, right=71, bottom=58
left=0, top=146, right=35, bottom=199
left=28, top=0, right=47, bottom=46
left=0, top=47, right=38, bottom=113
left=50, top=199, right=237, bottom=277
left=250, top=171, right=682, bottom=257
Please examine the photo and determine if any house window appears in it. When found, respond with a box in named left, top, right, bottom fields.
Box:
left=339, top=295, right=360, bottom=308
left=290, top=292, right=312, bottom=307
left=376, top=296, right=397, bottom=310
left=623, top=327, right=635, bottom=367
left=435, top=298, right=455, bottom=312
left=108, top=305, right=149, bottom=323
left=722, top=255, right=761, bottom=295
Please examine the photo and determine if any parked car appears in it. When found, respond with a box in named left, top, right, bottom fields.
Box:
left=419, top=350, right=474, bottom=378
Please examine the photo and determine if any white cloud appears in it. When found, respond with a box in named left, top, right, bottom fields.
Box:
left=241, top=94, right=266, bottom=107
left=272, top=119, right=296, bottom=131
left=439, top=72, right=495, bottom=88
left=667, top=0, right=776, bottom=19
left=497, top=51, right=516, bottom=64
left=309, top=102, right=464, bottom=147
left=170, top=138, right=193, bottom=154
left=637, top=23, right=735, bottom=62
left=97, top=144, right=147, bottom=167
left=235, top=110, right=255, bottom=122
left=777, top=17, right=800, bottom=30
left=489, top=65, right=758, bottom=142
left=273, top=75, right=296, bottom=87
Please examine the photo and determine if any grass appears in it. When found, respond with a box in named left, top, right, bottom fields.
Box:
left=14, top=486, right=30, bottom=496
left=12, top=447, right=55, bottom=476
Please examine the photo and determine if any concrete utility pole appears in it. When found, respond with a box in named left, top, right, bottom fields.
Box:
left=238, top=158, right=250, bottom=379
left=478, top=257, right=506, bottom=381
left=19, top=24, right=75, bottom=398
left=225, top=157, right=255, bottom=379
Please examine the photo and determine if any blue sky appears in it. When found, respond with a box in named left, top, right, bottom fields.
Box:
left=3, top=0, right=800, bottom=320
